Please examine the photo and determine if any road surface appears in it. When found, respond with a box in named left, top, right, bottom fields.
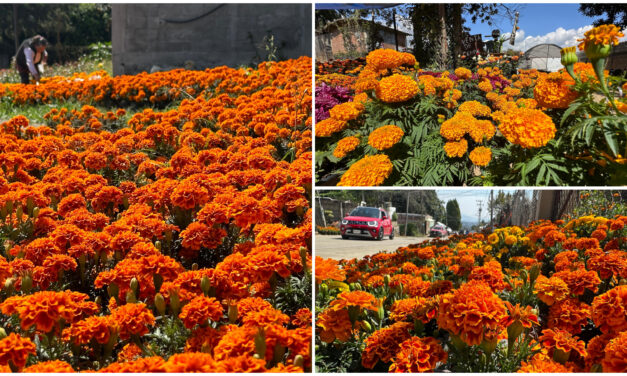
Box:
left=315, top=234, right=441, bottom=260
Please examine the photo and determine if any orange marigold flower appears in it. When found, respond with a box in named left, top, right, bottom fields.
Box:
left=109, top=303, right=155, bottom=340
left=533, top=72, right=579, bottom=109
left=361, top=322, right=413, bottom=369
left=389, top=336, right=447, bottom=373
left=333, top=136, right=360, bottom=159
left=602, top=331, right=627, bottom=372
left=98, top=356, right=167, bottom=372
left=443, top=139, right=468, bottom=158
left=315, top=256, right=346, bottom=284
left=554, top=268, right=600, bottom=295
left=317, top=308, right=353, bottom=343
left=587, top=250, right=626, bottom=280
left=315, top=118, right=347, bottom=137
left=164, top=352, right=218, bottom=372
left=458, top=100, right=492, bottom=117
left=454, top=67, right=472, bottom=80
left=469, top=146, right=492, bottom=167
left=375, top=74, right=419, bottom=103
left=534, top=275, right=569, bottom=305
left=333, top=290, right=378, bottom=311
left=497, top=107, right=556, bottom=148
left=547, top=298, right=590, bottom=334
left=591, top=285, right=627, bottom=333
left=585, top=333, right=614, bottom=371
left=368, top=125, right=404, bottom=150
left=478, top=79, right=493, bottom=92
left=62, top=315, right=111, bottom=345
left=440, top=112, right=473, bottom=141
left=0, top=333, right=36, bottom=370
left=22, top=360, right=75, bottom=373
left=518, top=354, right=571, bottom=373
left=117, top=343, right=144, bottom=363
left=538, top=328, right=587, bottom=359
left=338, top=154, right=393, bottom=186
left=366, top=49, right=415, bottom=71
left=437, top=280, right=508, bottom=346
left=179, top=295, right=223, bottom=329
left=577, top=24, right=624, bottom=51
left=329, top=102, right=362, bottom=122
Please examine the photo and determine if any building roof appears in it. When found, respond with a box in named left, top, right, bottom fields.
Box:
left=319, top=18, right=410, bottom=36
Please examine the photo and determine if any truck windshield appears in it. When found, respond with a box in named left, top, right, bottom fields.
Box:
left=349, top=207, right=380, bottom=218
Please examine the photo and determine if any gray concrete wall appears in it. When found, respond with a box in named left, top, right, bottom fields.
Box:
left=112, top=3, right=311, bottom=75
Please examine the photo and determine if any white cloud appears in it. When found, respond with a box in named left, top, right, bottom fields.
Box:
left=504, top=25, right=627, bottom=52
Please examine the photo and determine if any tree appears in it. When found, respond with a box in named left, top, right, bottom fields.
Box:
left=446, top=199, right=461, bottom=231
left=579, top=4, right=627, bottom=29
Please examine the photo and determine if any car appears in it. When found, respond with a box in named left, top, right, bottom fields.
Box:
left=340, top=206, right=394, bottom=240
left=429, top=224, right=448, bottom=238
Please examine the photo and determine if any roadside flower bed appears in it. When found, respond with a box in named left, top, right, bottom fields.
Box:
left=315, top=25, right=627, bottom=186
left=0, top=57, right=312, bottom=372
left=315, top=200, right=627, bottom=372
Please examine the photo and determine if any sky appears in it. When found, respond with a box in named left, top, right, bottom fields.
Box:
left=382, top=3, right=627, bottom=53
left=435, top=189, right=532, bottom=224
left=464, top=4, right=627, bottom=52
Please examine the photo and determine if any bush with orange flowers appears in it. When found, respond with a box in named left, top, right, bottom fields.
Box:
left=0, top=55, right=312, bottom=372
left=316, top=203, right=627, bottom=372
left=315, top=25, right=626, bottom=186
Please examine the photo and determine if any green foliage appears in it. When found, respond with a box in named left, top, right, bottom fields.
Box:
left=398, top=222, right=418, bottom=236
left=274, top=272, right=313, bottom=316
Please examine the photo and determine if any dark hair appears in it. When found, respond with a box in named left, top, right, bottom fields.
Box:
left=32, top=35, right=47, bottom=48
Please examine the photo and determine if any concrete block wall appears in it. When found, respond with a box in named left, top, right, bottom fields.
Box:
left=112, top=3, right=311, bottom=75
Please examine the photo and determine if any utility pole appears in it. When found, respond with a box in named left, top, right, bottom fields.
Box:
left=490, top=190, right=494, bottom=230
left=318, top=195, right=327, bottom=227
left=404, top=191, right=410, bottom=236
left=477, top=200, right=483, bottom=227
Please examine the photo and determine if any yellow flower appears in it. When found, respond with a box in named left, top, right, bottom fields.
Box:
left=533, top=72, right=579, bottom=109
left=440, top=112, right=474, bottom=141
left=487, top=233, right=499, bottom=245
left=496, top=107, right=556, bottom=148
left=315, top=118, right=347, bottom=137
left=458, top=101, right=492, bottom=117
left=329, top=102, right=362, bottom=122
left=368, top=125, right=404, bottom=151
left=505, top=235, right=517, bottom=245
left=577, top=24, right=624, bottom=51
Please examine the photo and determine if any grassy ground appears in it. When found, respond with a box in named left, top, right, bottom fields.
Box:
left=0, top=58, right=166, bottom=126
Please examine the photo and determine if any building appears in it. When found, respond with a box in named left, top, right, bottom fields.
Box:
left=111, top=4, right=311, bottom=75
left=316, top=19, right=410, bottom=61
left=518, top=43, right=562, bottom=72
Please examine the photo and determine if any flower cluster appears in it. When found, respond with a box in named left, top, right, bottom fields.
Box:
left=0, top=56, right=312, bottom=372
left=316, top=212, right=627, bottom=372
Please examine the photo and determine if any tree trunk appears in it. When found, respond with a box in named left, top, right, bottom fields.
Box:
left=438, top=4, right=448, bottom=70
left=13, top=4, right=19, bottom=54
left=452, top=4, right=463, bottom=68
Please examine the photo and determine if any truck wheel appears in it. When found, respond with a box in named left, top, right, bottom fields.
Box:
left=389, top=229, right=394, bottom=240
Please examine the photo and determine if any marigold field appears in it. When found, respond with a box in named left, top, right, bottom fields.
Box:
left=315, top=193, right=627, bottom=373
left=315, top=24, right=627, bottom=186
left=0, top=57, right=313, bottom=372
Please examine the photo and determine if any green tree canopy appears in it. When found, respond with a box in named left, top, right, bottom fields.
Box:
left=579, top=4, right=627, bottom=29
left=446, top=199, right=461, bottom=231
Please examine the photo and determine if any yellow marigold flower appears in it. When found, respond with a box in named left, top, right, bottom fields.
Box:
left=418, top=75, right=437, bottom=96
left=487, top=233, right=499, bottom=245
left=443, top=139, right=468, bottom=158
left=577, top=24, right=624, bottom=51
left=505, top=235, right=517, bottom=245
left=366, top=49, right=415, bottom=71
left=469, top=146, right=492, bottom=167
left=468, top=119, right=496, bottom=143
left=516, top=98, right=538, bottom=109
left=440, top=112, right=474, bottom=141
left=315, top=118, right=347, bottom=137
left=329, top=102, right=362, bottom=122
left=458, top=100, right=491, bottom=117
left=478, top=79, right=493, bottom=92
left=572, top=62, right=606, bottom=84
left=354, top=68, right=379, bottom=93
left=333, top=136, right=360, bottom=159
left=454, top=67, right=472, bottom=79
left=497, top=107, right=556, bottom=148
left=375, top=74, right=419, bottom=103
left=368, top=125, right=404, bottom=150
left=533, top=72, right=579, bottom=109
left=338, top=154, right=393, bottom=186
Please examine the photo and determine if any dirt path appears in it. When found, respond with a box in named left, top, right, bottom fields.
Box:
left=315, top=234, right=443, bottom=260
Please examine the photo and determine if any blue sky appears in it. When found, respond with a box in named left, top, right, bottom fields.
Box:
left=436, top=189, right=532, bottom=223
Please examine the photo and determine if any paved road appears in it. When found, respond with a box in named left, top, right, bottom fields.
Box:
left=315, top=234, right=440, bottom=260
